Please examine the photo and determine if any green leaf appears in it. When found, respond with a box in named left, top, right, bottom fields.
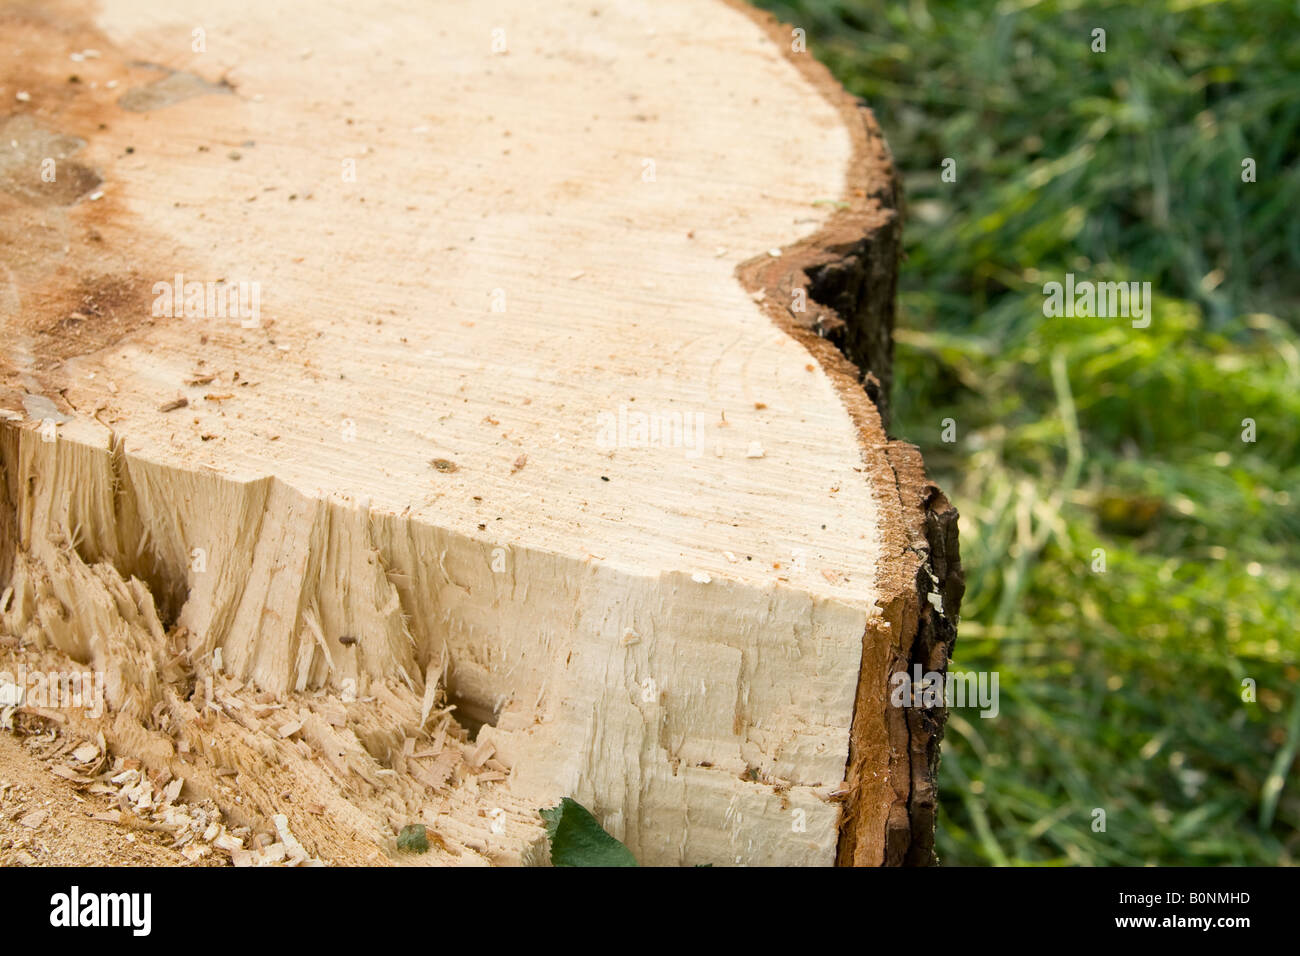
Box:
left=539, top=798, right=638, bottom=867
left=397, top=823, right=429, bottom=853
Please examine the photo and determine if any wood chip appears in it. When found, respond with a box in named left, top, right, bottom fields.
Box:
left=214, top=831, right=244, bottom=851
left=49, top=765, right=94, bottom=785
left=20, top=809, right=49, bottom=828
left=410, top=751, right=459, bottom=790
left=158, top=396, right=188, bottom=412
left=469, top=739, right=496, bottom=768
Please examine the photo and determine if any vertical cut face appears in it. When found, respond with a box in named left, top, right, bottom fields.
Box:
left=0, top=0, right=893, bottom=865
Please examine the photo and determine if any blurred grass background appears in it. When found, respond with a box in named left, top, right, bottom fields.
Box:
left=755, top=0, right=1299, bottom=865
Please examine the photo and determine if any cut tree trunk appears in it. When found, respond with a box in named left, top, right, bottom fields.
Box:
left=0, top=0, right=962, bottom=866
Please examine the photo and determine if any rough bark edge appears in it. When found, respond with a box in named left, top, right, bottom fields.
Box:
left=731, top=1, right=965, bottom=866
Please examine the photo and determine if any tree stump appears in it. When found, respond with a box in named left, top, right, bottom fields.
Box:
left=0, top=0, right=961, bottom=866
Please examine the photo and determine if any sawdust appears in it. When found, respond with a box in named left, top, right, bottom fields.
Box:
left=0, top=723, right=219, bottom=866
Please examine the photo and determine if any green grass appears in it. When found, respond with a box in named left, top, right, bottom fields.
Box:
left=755, top=0, right=1300, bottom=865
